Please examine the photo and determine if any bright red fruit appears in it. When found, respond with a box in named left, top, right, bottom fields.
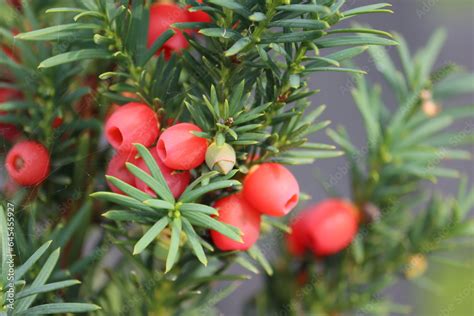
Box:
left=106, top=151, right=138, bottom=194
left=148, top=3, right=189, bottom=58
left=156, top=123, right=208, bottom=170
left=243, top=163, right=300, bottom=217
left=187, top=0, right=212, bottom=24
left=134, top=149, right=190, bottom=199
left=210, top=193, right=261, bottom=251
left=287, top=199, right=359, bottom=257
left=5, top=141, right=50, bottom=186
left=105, top=103, right=159, bottom=152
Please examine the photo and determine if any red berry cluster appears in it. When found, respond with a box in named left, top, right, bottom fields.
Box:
left=286, top=199, right=360, bottom=257
left=104, top=102, right=301, bottom=251
left=147, top=1, right=211, bottom=58
left=104, top=102, right=207, bottom=199
left=211, top=163, right=300, bottom=251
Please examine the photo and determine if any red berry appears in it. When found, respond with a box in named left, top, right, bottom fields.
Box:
left=286, top=212, right=312, bottom=256
left=243, top=163, right=300, bottom=217
left=287, top=199, right=359, bottom=257
left=134, top=149, right=190, bottom=199
left=0, top=86, right=21, bottom=101
left=5, top=141, right=50, bottom=186
left=156, top=123, right=208, bottom=170
left=105, top=102, right=160, bottom=152
left=106, top=151, right=138, bottom=195
left=210, top=193, right=261, bottom=251
left=148, top=3, right=189, bottom=58
left=52, top=117, right=63, bottom=128
left=187, top=0, right=212, bottom=24
left=308, top=199, right=359, bottom=256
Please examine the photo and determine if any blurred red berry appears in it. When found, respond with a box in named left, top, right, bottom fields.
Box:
left=187, top=0, right=212, bottom=24
left=156, top=123, right=208, bottom=170
left=52, top=117, right=63, bottom=128
left=307, top=199, right=359, bottom=256
left=148, top=3, right=189, bottom=59
left=75, top=75, right=98, bottom=117
left=287, top=199, right=359, bottom=257
left=0, top=87, right=22, bottom=140
left=105, top=102, right=160, bottom=152
left=243, top=163, right=300, bottom=217
left=210, top=193, right=261, bottom=251
left=5, top=141, right=50, bottom=186
left=134, top=149, right=190, bottom=199
left=0, top=86, right=21, bottom=100
left=106, top=151, right=138, bottom=194
left=286, top=212, right=313, bottom=256
left=7, top=0, right=22, bottom=10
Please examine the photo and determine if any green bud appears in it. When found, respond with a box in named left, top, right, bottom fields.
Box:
left=205, top=142, right=236, bottom=175
left=93, top=34, right=112, bottom=45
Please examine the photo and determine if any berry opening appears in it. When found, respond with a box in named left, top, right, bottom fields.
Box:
left=285, top=194, right=299, bottom=211
left=13, top=155, right=25, bottom=172
left=107, top=126, right=123, bottom=147
left=157, top=139, right=167, bottom=161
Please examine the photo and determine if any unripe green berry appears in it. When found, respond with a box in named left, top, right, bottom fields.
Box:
left=205, top=142, right=236, bottom=175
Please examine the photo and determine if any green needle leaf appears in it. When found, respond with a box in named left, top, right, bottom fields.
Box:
left=134, top=144, right=175, bottom=203
left=180, top=180, right=240, bottom=203
left=16, top=303, right=101, bottom=315
left=166, top=218, right=182, bottom=273
left=180, top=203, right=218, bottom=215
left=182, top=218, right=208, bottom=266
left=38, top=49, right=111, bottom=68
left=105, top=175, right=152, bottom=202
left=90, top=192, right=154, bottom=212
left=185, top=212, right=242, bottom=243
left=133, top=217, right=170, bottom=255
left=143, top=199, right=175, bottom=210
left=16, top=280, right=81, bottom=300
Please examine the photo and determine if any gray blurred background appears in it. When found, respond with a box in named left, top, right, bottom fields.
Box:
left=220, top=0, right=474, bottom=314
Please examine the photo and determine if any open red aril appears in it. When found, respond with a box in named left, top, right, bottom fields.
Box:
left=5, top=141, right=50, bottom=186
left=243, top=163, right=300, bottom=217
left=105, top=102, right=160, bottom=152
left=155, top=123, right=208, bottom=170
